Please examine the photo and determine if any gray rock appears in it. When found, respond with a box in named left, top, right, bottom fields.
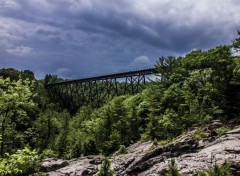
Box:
left=41, top=122, right=240, bottom=176
left=42, top=156, right=103, bottom=176
left=40, top=158, right=69, bottom=172
left=142, top=126, right=240, bottom=176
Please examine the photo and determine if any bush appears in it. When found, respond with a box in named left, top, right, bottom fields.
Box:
left=96, top=157, right=114, bottom=176
left=197, top=163, right=231, bottom=176
left=193, top=131, right=207, bottom=140
left=215, top=127, right=230, bottom=136
left=165, top=159, right=181, bottom=176
left=115, top=145, right=127, bottom=155
left=153, top=138, right=158, bottom=145
left=0, top=147, right=40, bottom=176
left=41, top=149, right=58, bottom=159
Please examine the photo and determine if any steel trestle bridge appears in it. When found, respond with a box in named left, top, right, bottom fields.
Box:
left=45, top=68, right=157, bottom=112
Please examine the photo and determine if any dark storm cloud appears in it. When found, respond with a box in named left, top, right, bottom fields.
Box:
left=0, top=0, right=240, bottom=79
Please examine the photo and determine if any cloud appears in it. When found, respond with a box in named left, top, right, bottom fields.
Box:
left=2, top=0, right=239, bottom=51
left=6, top=46, right=34, bottom=56
left=55, top=67, right=73, bottom=78
left=129, top=56, right=153, bottom=69
left=0, top=0, right=18, bottom=8
left=0, top=0, right=240, bottom=79
left=0, top=19, right=24, bottom=48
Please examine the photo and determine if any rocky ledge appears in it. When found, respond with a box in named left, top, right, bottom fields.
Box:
left=41, top=121, right=240, bottom=175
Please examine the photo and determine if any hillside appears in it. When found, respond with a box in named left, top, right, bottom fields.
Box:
left=41, top=120, right=240, bottom=175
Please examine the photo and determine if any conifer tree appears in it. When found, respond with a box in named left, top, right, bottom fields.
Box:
left=165, top=159, right=181, bottom=176
left=96, top=157, right=114, bottom=176
left=197, top=163, right=231, bottom=176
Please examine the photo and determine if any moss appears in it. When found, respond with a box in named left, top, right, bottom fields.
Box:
left=193, top=132, right=207, bottom=140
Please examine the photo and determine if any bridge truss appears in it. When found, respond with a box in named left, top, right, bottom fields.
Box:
left=45, top=68, right=157, bottom=113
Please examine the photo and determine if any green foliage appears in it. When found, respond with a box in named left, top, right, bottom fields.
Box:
left=1, top=32, right=240, bottom=161
left=55, top=110, right=71, bottom=157
left=232, top=30, right=240, bottom=51
left=44, top=74, right=63, bottom=84
left=65, top=106, right=99, bottom=158
left=41, top=149, right=58, bottom=159
left=101, top=95, right=146, bottom=154
left=115, top=145, right=127, bottom=155
left=63, top=94, right=147, bottom=157
left=96, top=157, right=114, bottom=176
left=197, top=163, right=231, bottom=176
left=0, top=77, right=36, bottom=155
left=139, top=44, right=240, bottom=141
left=0, top=147, right=40, bottom=176
left=215, top=127, right=230, bottom=136
left=52, top=38, right=240, bottom=157
left=0, top=68, right=35, bottom=81
left=182, top=68, right=222, bottom=124
left=34, top=108, right=63, bottom=151
left=165, top=159, right=181, bottom=176
left=159, top=139, right=172, bottom=145
left=153, top=138, right=158, bottom=145
left=193, top=131, right=207, bottom=140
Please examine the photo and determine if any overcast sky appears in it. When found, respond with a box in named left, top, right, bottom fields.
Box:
left=0, top=0, right=239, bottom=79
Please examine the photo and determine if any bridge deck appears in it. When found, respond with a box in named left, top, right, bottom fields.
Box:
left=45, top=68, right=156, bottom=87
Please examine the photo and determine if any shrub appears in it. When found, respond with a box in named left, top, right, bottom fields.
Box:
left=215, top=127, right=230, bottom=136
left=0, top=147, right=40, bottom=176
left=153, top=138, right=158, bottom=145
left=165, top=159, right=181, bottom=176
left=160, top=139, right=171, bottom=145
left=96, top=157, right=114, bottom=176
left=197, top=163, right=231, bottom=176
left=41, top=149, right=58, bottom=159
left=115, top=145, right=127, bottom=155
left=193, top=131, right=207, bottom=140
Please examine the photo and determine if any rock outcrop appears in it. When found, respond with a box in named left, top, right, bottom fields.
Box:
left=41, top=121, right=240, bottom=175
left=141, top=127, right=240, bottom=176
left=41, top=156, right=104, bottom=176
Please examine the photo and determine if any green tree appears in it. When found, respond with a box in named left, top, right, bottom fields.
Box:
left=55, top=110, right=70, bottom=157
left=98, top=96, right=131, bottom=155
left=165, top=159, right=181, bottom=176
left=96, top=157, right=114, bottom=176
left=182, top=68, right=222, bottom=124
left=34, top=107, right=62, bottom=151
left=183, top=45, right=236, bottom=117
left=65, top=106, right=99, bottom=158
left=0, top=68, right=20, bottom=81
left=0, top=147, right=40, bottom=176
left=0, top=77, right=35, bottom=156
left=197, top=163, right=231, bottom=176
left=232, top=30, right=240, bottom=51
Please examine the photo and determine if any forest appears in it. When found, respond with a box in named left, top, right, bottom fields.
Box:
left=0, top=33, right=240, bottom=175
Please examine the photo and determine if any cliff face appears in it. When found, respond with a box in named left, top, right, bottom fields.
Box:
left=41, top=121, right=240, bottom=176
